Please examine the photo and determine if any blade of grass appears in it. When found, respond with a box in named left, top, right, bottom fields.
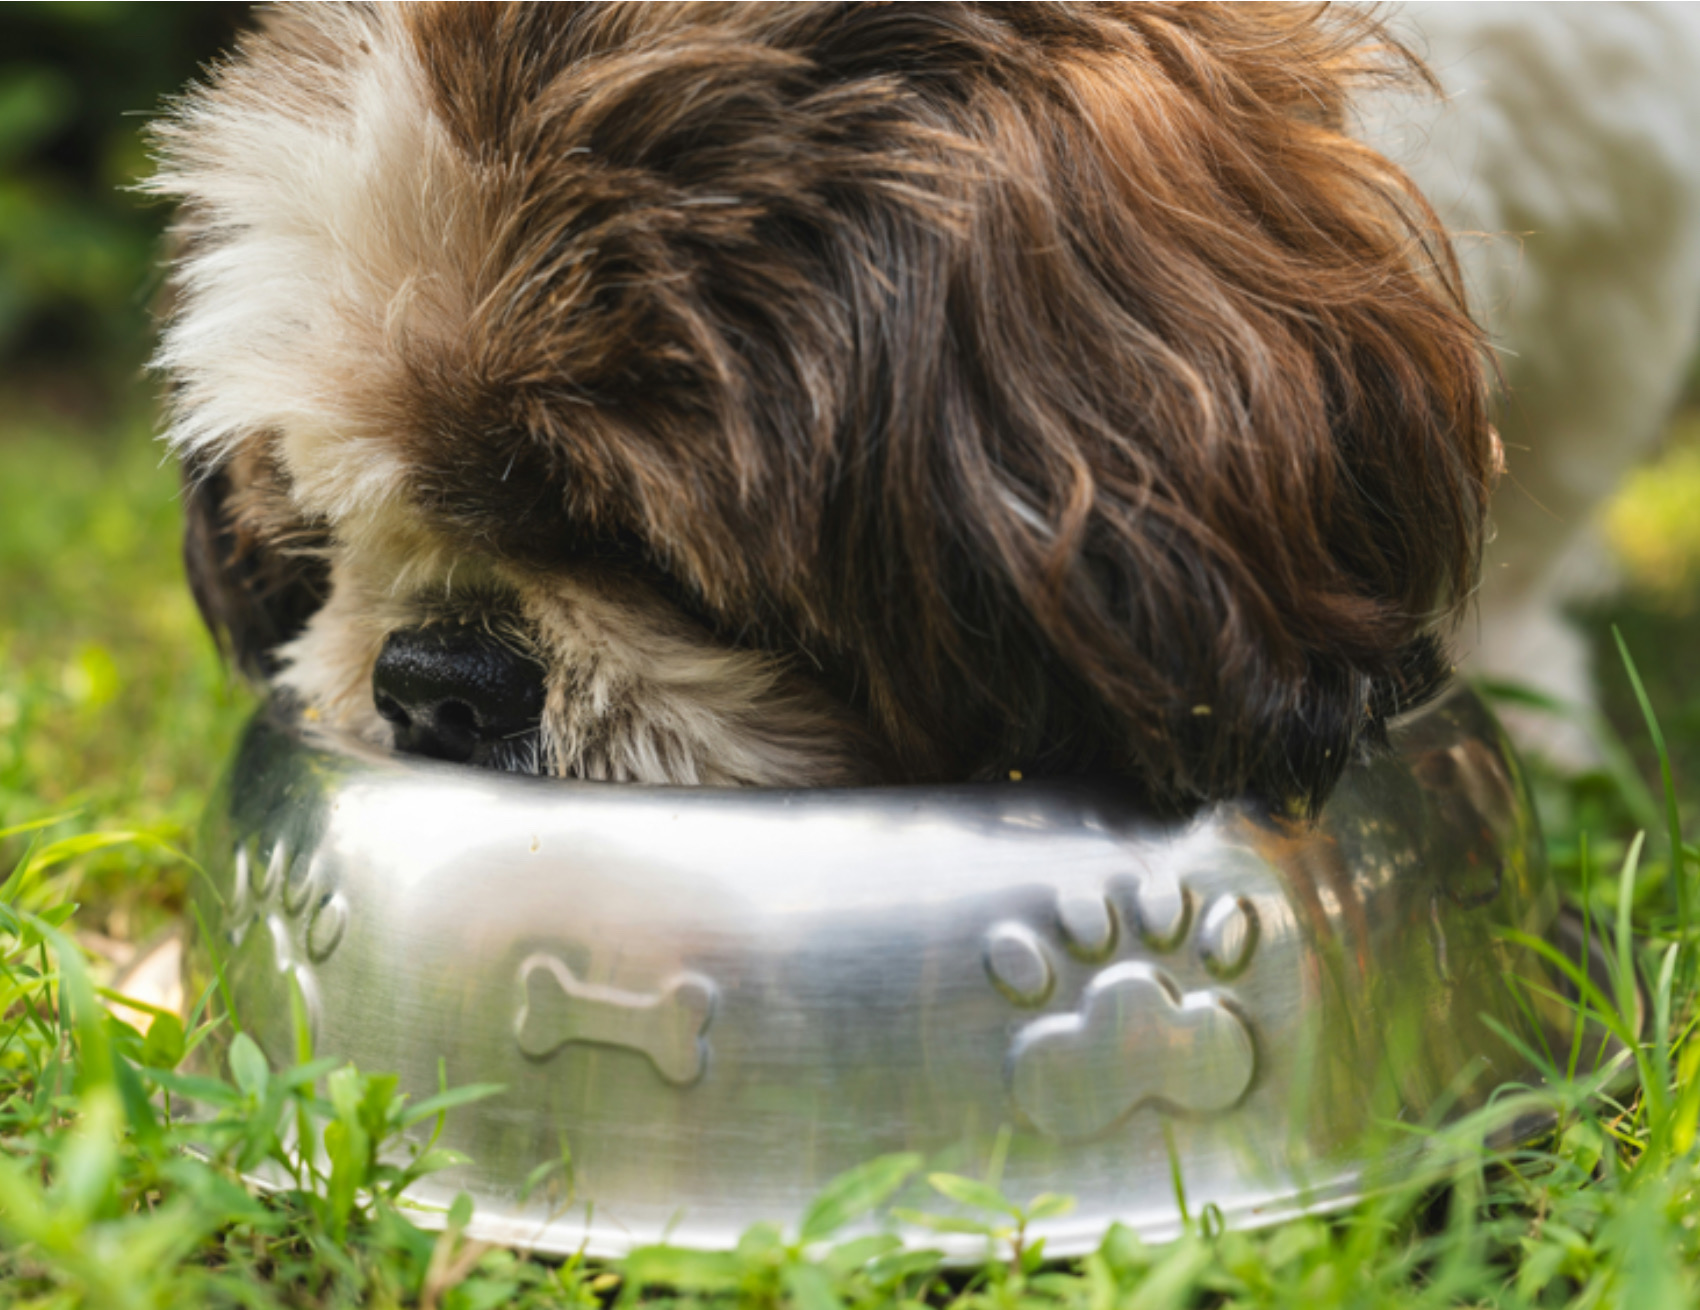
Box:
left=1476, top=676, right=1661, bottom=834
left=0, top=811, right=82, bottom=843
left=1613, top=628, right=1688, bottom=968
left=1614, top=831, right=1645, bottom=1044
left=190, top=900, right=241, bottom=1037
left=1498, top=929, right=1638, bottom=1051
left=1570, top=832, right=1595, bottom=1081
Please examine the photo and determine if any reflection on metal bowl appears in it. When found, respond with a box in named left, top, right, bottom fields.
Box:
left=180, top=683, right=1616, bottom=1258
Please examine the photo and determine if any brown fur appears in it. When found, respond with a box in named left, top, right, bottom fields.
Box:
left=181, top=442, right=330, bottom=679
left=155, top=2, right=1495, bottom=812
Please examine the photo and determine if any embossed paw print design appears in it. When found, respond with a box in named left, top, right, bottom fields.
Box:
left=985, top=870, right=1259, bottom=1140
left=224, top=837, right=348, bottom=1043
left=515, top=954, right=716, bottom=1086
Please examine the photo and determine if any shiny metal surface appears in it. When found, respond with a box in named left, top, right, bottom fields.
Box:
left=182, top=684, right=1608, bottom=1258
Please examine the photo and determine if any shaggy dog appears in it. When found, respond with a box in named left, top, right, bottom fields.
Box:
left=148, top=2, right=1503, bottom=813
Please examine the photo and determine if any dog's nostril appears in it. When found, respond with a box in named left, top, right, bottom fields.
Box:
left=373, top=690, right=409, bottom=727
left=435, top=699, right=477, bottom=736
left=429, top=699, right=480, bottom=763
left=372, top=625, right=546, bottom=767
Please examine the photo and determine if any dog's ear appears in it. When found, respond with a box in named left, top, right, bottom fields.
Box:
left=151, top=157, right=331, bottom=680
left=180, top=449, right=330, bottom=680
left=867, top=3, right=1496, bottom=811
left=763, top=2, right=1494, bottom=810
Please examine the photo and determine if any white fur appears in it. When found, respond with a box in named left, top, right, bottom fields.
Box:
left=524, top=576, right=872, bottom=786
left=148, top=7, right=860, bottom=786
left=274, top=553, right=868, bottom=786
left=1363, top=3, right=1700, bottom=754
left=146, top=8, right=482, bottom=561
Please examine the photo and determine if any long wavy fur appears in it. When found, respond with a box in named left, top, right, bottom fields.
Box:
left=150, top=2, right=1496, bottom=811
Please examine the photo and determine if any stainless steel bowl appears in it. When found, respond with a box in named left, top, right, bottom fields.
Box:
left=182, top=683, right=1609, bottom=1258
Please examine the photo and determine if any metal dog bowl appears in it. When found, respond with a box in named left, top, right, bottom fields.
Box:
left=182, top=683, right=1611, bottom=1258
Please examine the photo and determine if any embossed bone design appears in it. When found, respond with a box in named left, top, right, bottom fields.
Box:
left=514, top=954, right=716, bottom=1086
left=1008, top=961, right=1254, bottom=1140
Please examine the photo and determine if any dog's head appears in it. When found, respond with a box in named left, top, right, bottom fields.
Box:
left=150, top=2, right=1495, bottom=811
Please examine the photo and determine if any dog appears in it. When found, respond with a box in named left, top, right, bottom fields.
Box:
left=148, top=2, right=1503, bottom=815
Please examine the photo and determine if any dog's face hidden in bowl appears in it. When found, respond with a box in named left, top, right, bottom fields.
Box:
left=150, top=2, right=1497, bottom=812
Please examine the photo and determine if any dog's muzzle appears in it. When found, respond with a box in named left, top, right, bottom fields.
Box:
left=372, top=624, right=545, bottom=767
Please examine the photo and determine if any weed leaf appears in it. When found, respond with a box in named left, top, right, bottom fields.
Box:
left=799, top=1151, right=922, bottom=1243
left=926, top=1171, right=1019, bottom=1217
left=228, top=1031, right=269, bottom=1099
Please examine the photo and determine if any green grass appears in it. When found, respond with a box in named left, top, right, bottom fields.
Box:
left=0, top=410, right=253, bottom=945
left=2, top=409, right=1700, bottom=1307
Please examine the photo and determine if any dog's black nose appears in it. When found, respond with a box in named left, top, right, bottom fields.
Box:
left=372, top=625, right=546, bottom=765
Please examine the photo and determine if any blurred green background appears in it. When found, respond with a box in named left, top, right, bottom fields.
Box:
left=0, top=1, right=1698, bottom=946
left=0, top=3, right=252, bottom=942
left=1, top=3, right=248, bottom=405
